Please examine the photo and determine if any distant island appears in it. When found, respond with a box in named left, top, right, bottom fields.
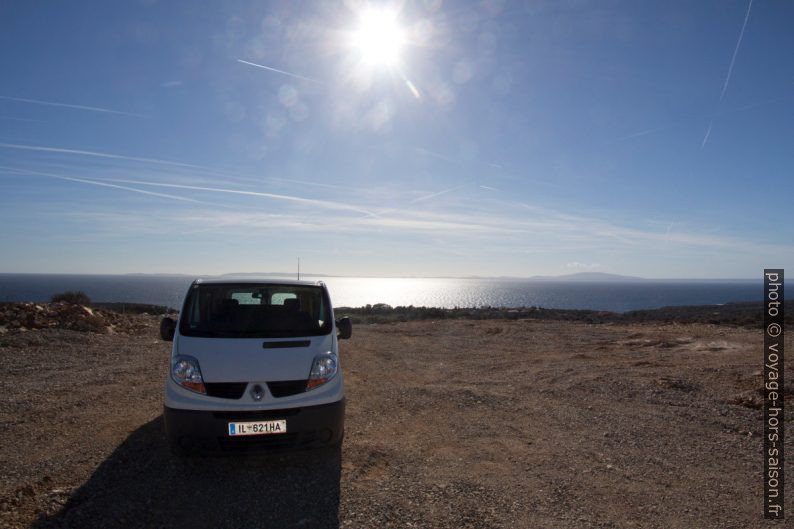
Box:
left=524, top=272, right=645, bottom=282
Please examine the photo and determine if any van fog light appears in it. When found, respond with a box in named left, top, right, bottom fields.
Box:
left=307, top=353, right=337, bottom=390
left=171, top=355, right=206, bottom=394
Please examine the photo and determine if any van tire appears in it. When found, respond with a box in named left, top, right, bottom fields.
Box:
left=159, top=317, right=175, bottom=341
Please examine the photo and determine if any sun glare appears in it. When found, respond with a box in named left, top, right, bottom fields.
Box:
left=351, top=8, right=405, bottom=68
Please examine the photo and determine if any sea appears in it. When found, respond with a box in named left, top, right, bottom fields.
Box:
left=0, top=274, right=764, bottom=313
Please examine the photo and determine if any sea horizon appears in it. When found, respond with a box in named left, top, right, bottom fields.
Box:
left=0, top=271, right=765, bottom=282
left=0, top=272, right=769, bottom=313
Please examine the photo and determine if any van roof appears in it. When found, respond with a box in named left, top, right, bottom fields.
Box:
left=192, top=276, right=324, bottom=287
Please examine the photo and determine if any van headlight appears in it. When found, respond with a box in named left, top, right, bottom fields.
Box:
left=307, top=353, right=337, bottom=390
left=171, top=355, right=206, bottom=394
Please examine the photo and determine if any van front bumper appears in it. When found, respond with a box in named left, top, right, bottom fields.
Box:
left=164, top=398, right=345, bottom=453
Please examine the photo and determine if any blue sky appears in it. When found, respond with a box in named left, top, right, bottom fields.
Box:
left=0, top=0, right=791, bottom=278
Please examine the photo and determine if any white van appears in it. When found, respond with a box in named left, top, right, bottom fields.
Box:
left=160, top=278, right=351, bottom=454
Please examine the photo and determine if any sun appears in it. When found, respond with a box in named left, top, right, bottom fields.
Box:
left=350, top=8, right=405, bottom=69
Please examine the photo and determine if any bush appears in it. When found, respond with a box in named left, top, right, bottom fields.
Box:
left=51, top=290, right=91, bottom=305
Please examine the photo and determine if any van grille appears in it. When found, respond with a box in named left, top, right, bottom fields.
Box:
left=205, top=382, right=247, bottom=399
left=203, top=381, right=307, bottom=399
left=267, top=380, right=307, bottom=398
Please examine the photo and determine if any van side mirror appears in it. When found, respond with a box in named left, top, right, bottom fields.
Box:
left=336, top=317, right=352, bottom=340
left=160, top=316, right=176, bottom=341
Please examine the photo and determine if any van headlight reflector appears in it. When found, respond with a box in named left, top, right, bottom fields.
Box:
left=171, top=355, right=206, bottom=394
left=307, top=353, right=337, bottom=390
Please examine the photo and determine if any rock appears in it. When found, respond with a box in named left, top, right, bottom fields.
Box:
left=0, top=302, right=141, bottom=334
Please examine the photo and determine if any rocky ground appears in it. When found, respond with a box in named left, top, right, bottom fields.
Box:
left=0, top=304, right=791, bottom=528
left=0, top=302, right=155, bottom=335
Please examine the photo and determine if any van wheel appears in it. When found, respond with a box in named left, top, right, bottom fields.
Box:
left=159, top=317, right=175, bottom=341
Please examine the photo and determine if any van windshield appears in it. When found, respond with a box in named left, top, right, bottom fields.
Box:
left=179, top=283, right=332, bottom=338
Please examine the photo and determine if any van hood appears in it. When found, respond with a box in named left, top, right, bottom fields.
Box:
left=175, top=333, right=335, bottom=382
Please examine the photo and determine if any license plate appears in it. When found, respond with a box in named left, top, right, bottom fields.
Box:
left=228, top=420, right=287, bottom=436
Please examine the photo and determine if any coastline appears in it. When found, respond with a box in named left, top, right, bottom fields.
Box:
left=1, top=299, right=790, bottom=335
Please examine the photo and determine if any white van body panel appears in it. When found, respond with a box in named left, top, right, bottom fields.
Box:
left=175, top=333, right=336, bottom=382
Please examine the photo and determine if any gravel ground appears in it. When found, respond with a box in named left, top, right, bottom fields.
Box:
left=0, top=315, right=791, bottom=528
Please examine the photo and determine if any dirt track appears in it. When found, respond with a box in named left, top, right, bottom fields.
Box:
left=0, top=315, right=791, bottom=528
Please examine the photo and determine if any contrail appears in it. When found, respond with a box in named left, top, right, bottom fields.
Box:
left=700, top=120, right=713, bottom=149
left=0, top=115, right=47, bottom=123
left=700, top=0, right=753, bottom=150
left=410, top=183, right=469, bottom=204
left=414, top=147, right=460, bottom=165
left=0, top=95, right=143, bottom=117
left=4, top=164, right=374, bottom=214
left=720, top=0, right=754, bottom=102
left=237, top=59, right=324, bottom=85
left=0, top=143, right=360, bottom=200
left=93, top=177, right=377, bottom=216
left=268, top=177, right=344, bottom=190
left=0, top=166, right=205, bottom=204
left=613, top=127, right=664, bottom=142
left=359, top=182, right=472, bottom=220
left=0, top=142, right=221, bottom=172
left=0, top=165, right=31, bottom=175
left=0, top=141, right=332, bottom=187
left=55, top=176, right=206, bottom=203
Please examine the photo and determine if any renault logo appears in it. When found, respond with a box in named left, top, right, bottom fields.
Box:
left=250, top=384, right=265, bottom=401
